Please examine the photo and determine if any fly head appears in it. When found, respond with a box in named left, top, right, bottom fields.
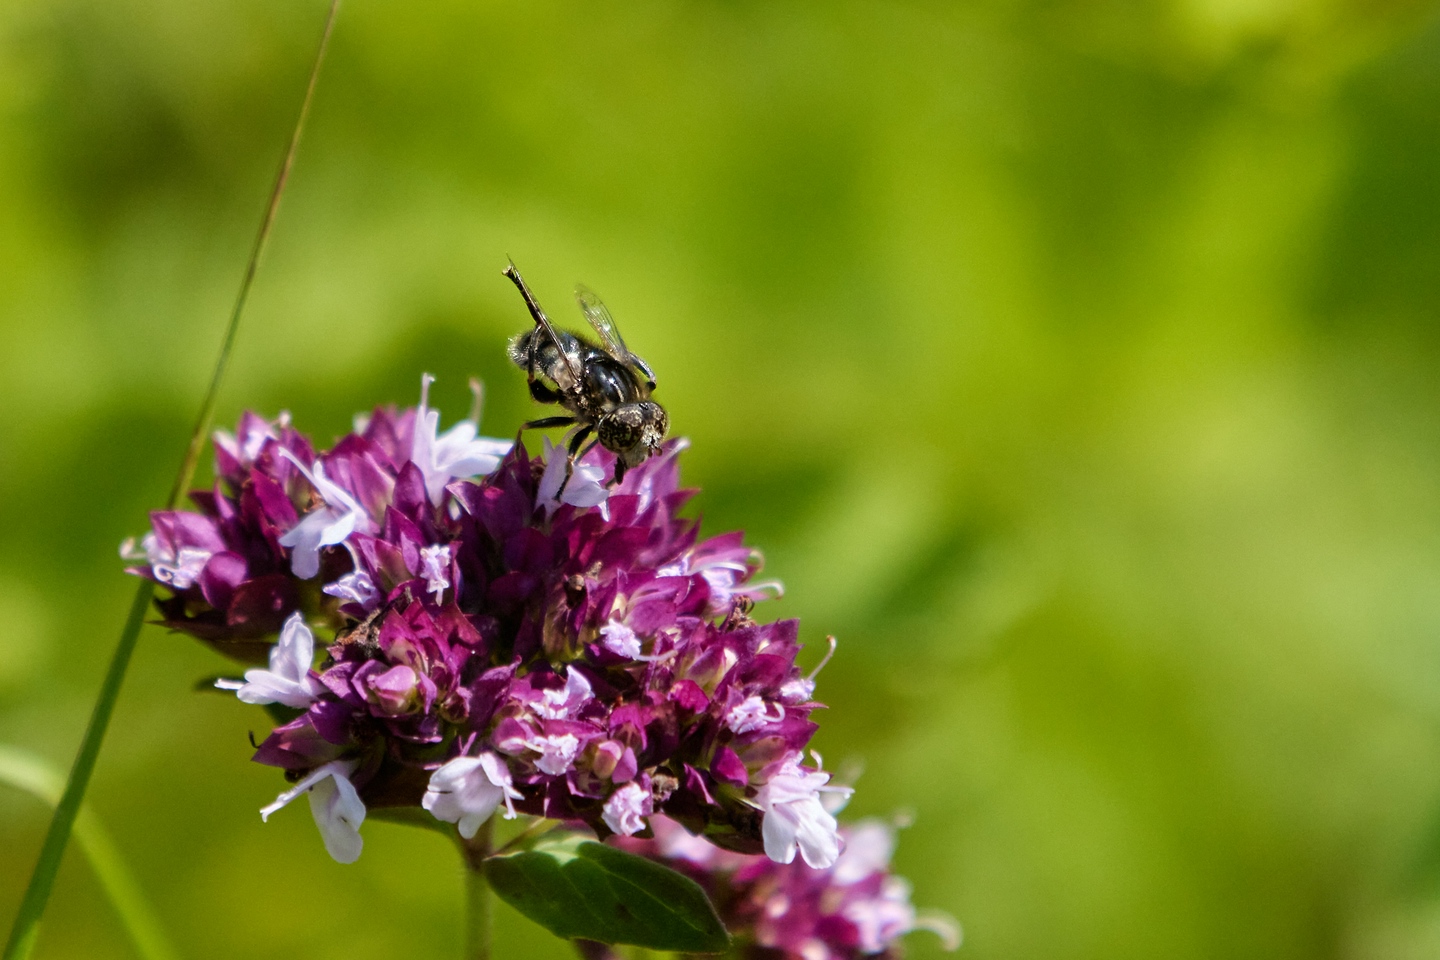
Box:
left=598, top=401, right=669, bottom=472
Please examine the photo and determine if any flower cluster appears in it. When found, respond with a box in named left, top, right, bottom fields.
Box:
left=611, top=815, right=960, bottom=960
left=126, top=376, right=844, bottom=867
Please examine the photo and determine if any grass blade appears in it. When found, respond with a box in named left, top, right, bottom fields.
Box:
left=0, top=746, right=181, bottom=960
left=2, top=3, right=342, bottom=957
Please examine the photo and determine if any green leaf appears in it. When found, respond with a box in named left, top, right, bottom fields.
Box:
left=483, top=834, right=729, bottom=952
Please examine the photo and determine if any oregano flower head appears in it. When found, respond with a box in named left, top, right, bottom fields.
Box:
left=126, top=376, right=842, bottom=866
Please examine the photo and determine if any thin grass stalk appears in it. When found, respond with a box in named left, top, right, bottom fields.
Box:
left=2, top=3, right=342, bottom=957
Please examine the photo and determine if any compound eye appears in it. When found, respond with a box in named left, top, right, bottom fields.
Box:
left=598, top=409, right=641, bottom=451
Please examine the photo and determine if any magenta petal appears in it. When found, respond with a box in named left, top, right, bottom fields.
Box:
left=309, top=700, right=356, bottom=745
left=612, top=746, right=638, bottom=784
left=198, top=551, right=248, bottom=609
left=668, top=680, right=709, bottom=713
left=711, top=747, right=749, bottom=787
left=225, top=575, right=299, bottom=637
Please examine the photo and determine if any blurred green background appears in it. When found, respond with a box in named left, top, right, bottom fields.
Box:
left=6, top=0, right=1440, bottom=957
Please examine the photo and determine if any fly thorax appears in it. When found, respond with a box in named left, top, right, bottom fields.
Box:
left=585, top=358, right=637, bottom=408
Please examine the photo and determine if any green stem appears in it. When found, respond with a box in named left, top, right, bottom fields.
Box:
left=1, top=3, right=342, bottom=958
left=461, top=821, right=495, bottom=960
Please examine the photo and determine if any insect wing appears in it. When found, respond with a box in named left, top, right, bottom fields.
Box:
left=575, top=284, right=632, bottom=363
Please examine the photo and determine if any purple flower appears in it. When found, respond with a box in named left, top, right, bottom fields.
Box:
left=602, top=779, right=654, bottom=836
left=781, top=634, right=838, bottom=704
left=213, top=412, right=280, bottom=476
left=120, top=512, right=226, bottom=591
left=276, top=449, right=368, bottom=580
left=529, top=668, right=593, bottom=720
left=419, top=543, right=453, bottom=603
left=726, top=694, right=786, bottom=734
left=598, top=619, right=641, bottom=658
left=536, top=436, right=609, bottom=517
left=130, top=385, right=843, bottom=866
left=323, top=570, right=379, bottom=607
left=411, top=374, right=511, bottom=505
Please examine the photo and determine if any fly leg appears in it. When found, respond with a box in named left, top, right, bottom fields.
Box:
left=521, top=416, right=577, bottom=432
left=529, top=378, right=563, bottom=404
left=505, top=261, right=583, bottom=392
left=566, top=425, right=594, bottom=458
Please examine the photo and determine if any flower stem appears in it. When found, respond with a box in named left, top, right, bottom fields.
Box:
left=461, top=821, right=495, bottom=960
left=1, top=4, right=341, bottom=958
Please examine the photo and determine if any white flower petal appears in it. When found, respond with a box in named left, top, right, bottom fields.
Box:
left=259, top=761, right=366, bottom=864
left=308, top=770, right=366, bottom=864
left=411, top=374, right=513, bottom=505
left=536, top=438, right=568, bottom=508
left=261, top=761, right=341, bottom=821
left=423, top=753, right=522, bottom=838
left=278, top=510, right=331, bottom=580
left=755, top=757, right=849, bottom=869
left=794, top=805, right=842, bottom=868
left=602, top=781, right=653, bottom=837
left=226, top=613, right=320, bottom=709
left=273, top=613, right=315, bottom=683
left=761, top=805, right=799, bottom=864
left=276, top=450, right=366, bottom=579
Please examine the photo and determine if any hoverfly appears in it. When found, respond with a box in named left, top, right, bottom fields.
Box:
left=503, top=262, right=668, bottom=484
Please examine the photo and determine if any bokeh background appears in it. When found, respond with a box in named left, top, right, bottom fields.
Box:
left=6, top=0, right=1440, bottom=957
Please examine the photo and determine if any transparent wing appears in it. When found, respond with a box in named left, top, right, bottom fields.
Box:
left=575, top=284, right=631, bottom=363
